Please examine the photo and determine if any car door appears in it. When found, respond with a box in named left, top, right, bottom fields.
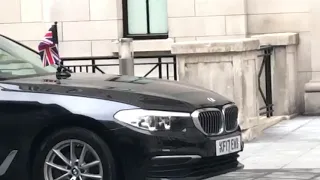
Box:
left=0, top=82, right=62, bottom=180
left=0, top=49, right=50, bottom=178
left=0, top=84, right=26, bottom=177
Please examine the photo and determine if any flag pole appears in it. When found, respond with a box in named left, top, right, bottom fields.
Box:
left=53, top=21, right=59, bottom=45
left=52, top=21, right=71, bottom=83
left=53, top=22, right=62, bottom=84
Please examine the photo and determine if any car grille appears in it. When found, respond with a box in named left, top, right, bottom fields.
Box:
left=224, top=105, right=239, bottom=132
left=198, top=110, right=223, bottom=134
left=192, top=104, right=239, bottom=135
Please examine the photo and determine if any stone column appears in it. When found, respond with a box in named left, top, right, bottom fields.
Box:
left=251, top=33, right=299, bottom=117
left=304, top=0, right=320, bottom=114
left=171, top=39, right=260, bottom=134
left=310, top=0, right=320, bottom=79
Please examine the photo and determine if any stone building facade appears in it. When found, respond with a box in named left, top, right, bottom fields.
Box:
left=0, top=0, right=314, bottom=113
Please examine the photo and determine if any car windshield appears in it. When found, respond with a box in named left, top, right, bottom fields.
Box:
left=0, top=35, right=56, bottom=80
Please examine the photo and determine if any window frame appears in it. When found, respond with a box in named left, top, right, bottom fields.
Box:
left=122, top=0, right=169, bottom=40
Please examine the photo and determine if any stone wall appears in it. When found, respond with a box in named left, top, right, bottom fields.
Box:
left=0, top=0, right=310, bottom=54
left=304, top=0, right=320, bottom=114
left=0, top=0, right=122, bottom=57
left=167, top=0, right=247, bottom=41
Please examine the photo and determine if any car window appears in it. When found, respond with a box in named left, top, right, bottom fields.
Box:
left=0, top=49, right=37, bottom=75
left=0, top=35, right=56, bottom=80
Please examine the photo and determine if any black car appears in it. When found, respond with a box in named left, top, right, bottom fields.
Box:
left=0, top=34, right=244, bottom=180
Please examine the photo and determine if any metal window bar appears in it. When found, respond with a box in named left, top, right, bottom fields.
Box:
left=258, top=45, right=274, bottom=117
left=146, top=0, right=151, bottom=34
left=61, top=55, right=178, bottom=81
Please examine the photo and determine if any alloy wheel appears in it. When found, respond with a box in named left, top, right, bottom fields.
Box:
left=44, top=139, right=103, bottom=180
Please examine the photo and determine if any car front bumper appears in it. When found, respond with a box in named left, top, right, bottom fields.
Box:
left=146, top=154, right=244, bottom=180
left=109, top=126, right=244, bottom=180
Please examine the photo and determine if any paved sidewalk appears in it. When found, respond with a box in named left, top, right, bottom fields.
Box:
left=210, top=116, right=320, bottom=179
left=214, top=169, right=320, bottom=180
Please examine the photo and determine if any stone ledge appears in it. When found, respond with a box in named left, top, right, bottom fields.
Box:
left=304, top=80, right=320, bottom=114
left=133, top=38, right=174, bottom=52
left=251, top=33, right=299, bottom=46
left=112, top=38, right=174, bottom=53
left=171, top=38, right=260, bottom=55
left=304, top=81, right=320, bottom=93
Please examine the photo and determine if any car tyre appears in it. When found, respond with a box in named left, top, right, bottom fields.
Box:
left=32, top=127, right=117, bottom=180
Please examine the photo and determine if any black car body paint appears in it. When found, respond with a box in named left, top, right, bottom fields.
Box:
left=0, top=74, right=243, bottom=180
left=0, top=34, right=243, bottom=180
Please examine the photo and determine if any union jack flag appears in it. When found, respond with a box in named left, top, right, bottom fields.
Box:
left=38, top=25, right=61, bottom=67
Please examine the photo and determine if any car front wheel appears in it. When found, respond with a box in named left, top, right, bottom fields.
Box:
left=32, top=127, right=117, bottom=180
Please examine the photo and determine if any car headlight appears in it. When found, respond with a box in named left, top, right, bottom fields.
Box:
left=114, top=109, right=191, bottom=131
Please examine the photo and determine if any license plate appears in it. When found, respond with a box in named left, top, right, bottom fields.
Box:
left=216, top=136, right=241, bottom=156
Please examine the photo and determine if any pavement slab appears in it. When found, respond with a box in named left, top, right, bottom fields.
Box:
left=211, top=169, right=320, bottom=180
left=208, top=116, right=320, bottom=179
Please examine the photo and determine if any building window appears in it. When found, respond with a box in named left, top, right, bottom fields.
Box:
left=123, top=0, right=168, bottom=40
